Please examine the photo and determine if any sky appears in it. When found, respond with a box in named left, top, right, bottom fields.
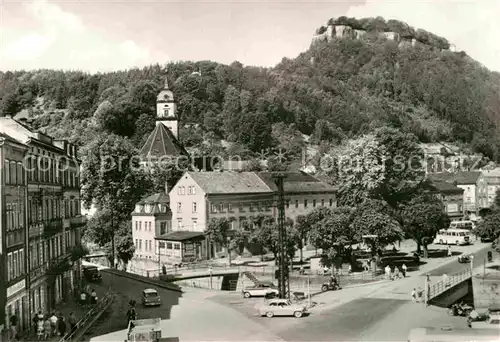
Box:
left=0, top=0, right=499, bottom=73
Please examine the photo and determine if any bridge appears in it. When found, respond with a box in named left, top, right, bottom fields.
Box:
left=427, top=268, right=472, bottom=307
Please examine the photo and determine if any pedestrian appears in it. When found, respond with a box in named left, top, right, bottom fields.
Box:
left=43, top=317, right=52, bottom=339
left=402, top=263, right=407, bottom=277
left=442, top=273, right=449, bottom=287
left=323, top=265, right=329, bottom=276
left=80, top=290, right=87, bottom=306
left=68, top=312, right=77, bottom=333
left=36, top=312, right=44, bottom=340
left=32, top=311, right=40, bottom=336
left=447, top=245, right=452, bottom=257
left=91, top=289, right=97, bottom=304
left=9, top=314, right=18, bottom=341
left=417, top=287, right=423, bottom=303
left=385, top=265, right=391, bottom=279
left=411, top=288, right=417, bottom=302
left=49, top=312, right=58, bottom=336
left=58, top=315, right=66, bottom=337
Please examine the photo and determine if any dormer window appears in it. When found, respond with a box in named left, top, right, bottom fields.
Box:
left=135, top=204, right=144, bottom=213
left=145, top=204, right=152, bottom=213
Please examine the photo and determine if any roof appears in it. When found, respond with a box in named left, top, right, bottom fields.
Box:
left=139, top=122, right=188, bottom=159
left=155, top=231, right=205, bottom=241
left=257, top=172, right=337, bottom=194
left=430, top=180, right=464, bottom=193
left=481, top=168, right=500, bottom=177
left=188, top=171, right=273, bottom=194
left=143, top=288, right=158, bottom=293
left=0, top=132, right=27, bottom=147
left=139, top=192, right=170, bottom=205
left=429, top=172, right=481, bottom=184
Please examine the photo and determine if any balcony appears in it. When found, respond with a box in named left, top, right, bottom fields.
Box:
left=46, top=255, right=73, bottom=277
left=70, top=215, right=87, bottom=229
left=43, top=219, right=63, bottom=237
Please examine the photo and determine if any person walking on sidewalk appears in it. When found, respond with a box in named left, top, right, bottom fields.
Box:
left=80, top=291, right=87, bottom=307
left=91, top=289, right=98, bottom=305
left=402, top=263, right=407, bottom=277
left=447, top=245, right=452, bottom=257
left=411, top=288, right=417, bottom=302
left=57, top=315, right=66, bottom=337
left=68, top=312, right=77, bottom=334
left=9, top=314, right=18, bottom=341
left=49, top=312, right=58, bottom=336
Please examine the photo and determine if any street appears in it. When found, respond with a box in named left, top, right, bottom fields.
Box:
left=427, top=244, right=491, bottom=276
left=84, top=242, right=493, bottom=341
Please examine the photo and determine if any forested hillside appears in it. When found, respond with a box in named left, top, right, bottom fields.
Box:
left=1, top=16, right=500, bottom=161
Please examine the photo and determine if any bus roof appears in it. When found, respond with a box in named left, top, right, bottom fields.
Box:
left=440, top=228, right=471, bottom=232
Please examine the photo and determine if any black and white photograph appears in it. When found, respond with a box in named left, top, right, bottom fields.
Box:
left=1, top=0, right=500, bottom=341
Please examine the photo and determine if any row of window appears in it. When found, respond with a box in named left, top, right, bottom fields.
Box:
left=4, top=160, right=25, bottom=185
left=5, top=202, right=25, bottom=231
left=135, top=221, right=153, bottom=232
left=29, top=230, right=75, bottom=272
left=7, top=248, right=25, bottom=282
left=177, top=186, right=196, bottom=195
left=135, top=239, right=154, bottom=252
left=28, top=198, right=80, bottom=224
left=286, top=198, right=335, bottom=209
left=158, top=241, right=181, bottom=250
left=176, top=202, right=197, bottom=213
left=176, top=218, right=198, bottom=230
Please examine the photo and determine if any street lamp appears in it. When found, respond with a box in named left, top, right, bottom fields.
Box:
left=227, top=236, right=232, bottom=267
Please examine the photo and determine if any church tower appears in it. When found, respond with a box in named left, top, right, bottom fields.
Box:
left=156, top=77, right=178, bottom=138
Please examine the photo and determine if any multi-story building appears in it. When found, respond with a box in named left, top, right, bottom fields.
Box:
left=429, top=180, right=464, bottom=220
left=161, top=170, right=337, bottom=262
left=429, top=171, right=483, bottom=218
left=479, top=169, right=500, bottom=209
left=131, top=192, right=171, bottom=271
left=256, top=172, right=337, bottom=222
left=0, top=132, right=29, bottom=333
left=0, top=116, right=85, bottom=319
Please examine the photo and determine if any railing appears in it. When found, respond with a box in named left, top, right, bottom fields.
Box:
left=428, top=268, right=471, bottom=300
left=58, top=291, right=113, bottom=342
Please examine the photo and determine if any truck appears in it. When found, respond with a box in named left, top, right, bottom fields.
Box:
left=125, top=318, right=162, bottom=342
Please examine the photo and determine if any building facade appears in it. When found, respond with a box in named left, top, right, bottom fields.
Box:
left=429, top=171, right=483, bottom=217
left=0, top=116, right=85, bottom=326
left=429, top=180, right=465, bottom=220
left=0, top=132, right=29, bottom=333
left=479, top=169, right=500, bottom=209
left=131, top=192, right=172, bottom=271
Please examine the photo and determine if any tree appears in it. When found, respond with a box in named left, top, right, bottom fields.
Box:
left=205, top=218, right=231, bottom=256
left=475, top=212, right=500, bottom=241
left=307, top=207, right=355, bottom=268
left=351, top=199, right=404, bottom=255
left=250, top=217, right=296, bottom=264
left=402, top=192, right=450, bottom=257
left=80, top=133, right=150, bottom=224
left=294, top=215, right=311, bottom=263
left=330, top=134, right=387, bottom=206
left=115, top=221, right=136, bottom=268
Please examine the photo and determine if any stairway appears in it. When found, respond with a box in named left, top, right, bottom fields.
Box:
left=242, top=271, right=260, bottom=285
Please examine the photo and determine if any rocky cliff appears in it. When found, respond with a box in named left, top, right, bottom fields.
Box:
left=312, top=16, right=456, bottom=52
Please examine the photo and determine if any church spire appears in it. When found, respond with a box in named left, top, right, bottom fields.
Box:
left=164, top=77, right=169, bottom=90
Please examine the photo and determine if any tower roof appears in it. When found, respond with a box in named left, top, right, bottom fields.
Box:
left=139, top=122, right=188, bottom=159
left=157, top=77, right=174, bottom=102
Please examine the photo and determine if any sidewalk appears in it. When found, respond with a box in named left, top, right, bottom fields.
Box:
left=24, top=285, right=108, bottom=341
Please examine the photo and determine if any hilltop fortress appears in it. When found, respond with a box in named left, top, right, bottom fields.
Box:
left=312, top=16, right=457, bottom=53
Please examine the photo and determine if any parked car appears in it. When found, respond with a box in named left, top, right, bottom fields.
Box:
left=82, top=265, right=102, bottom=283
left=242, top=281, right=279, bottom=298
left=141, top=288, right=161, bottom=307
left=259, top=298, right=308, bottom=318
left=470, top=314, right=500, bottom=330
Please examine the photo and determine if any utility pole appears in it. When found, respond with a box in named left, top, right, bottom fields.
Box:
left=110, top=183, right=116, bottom=269
left=273, top=173, right=289, bottom=299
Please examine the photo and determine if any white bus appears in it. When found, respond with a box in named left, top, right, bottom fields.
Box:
left=434, top=228, right=472, bottom=246
left=449, top=220, right=475, bottom=230
left=408, top=327, right=499, bottom=342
